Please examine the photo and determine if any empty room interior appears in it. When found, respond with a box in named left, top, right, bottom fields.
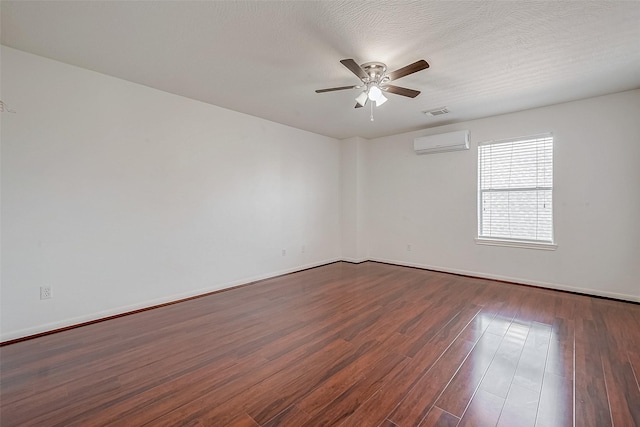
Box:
left=1, top=2, right=640, bottom=426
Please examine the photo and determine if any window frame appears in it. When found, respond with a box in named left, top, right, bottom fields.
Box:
left=476, top=133, right=557, bottom=250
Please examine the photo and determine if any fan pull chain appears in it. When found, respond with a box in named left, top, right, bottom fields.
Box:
left=370, top=100, right=374, bottom=122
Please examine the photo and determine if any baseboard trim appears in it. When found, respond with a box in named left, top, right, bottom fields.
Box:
left=0, top=257, right=341, bottom=345
left=368, top=257, right=640, bottom=304
left=341, top=257, right=368, bottom=264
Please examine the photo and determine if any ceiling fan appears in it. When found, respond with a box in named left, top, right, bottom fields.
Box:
left=315, top=59, right=430, bottom=109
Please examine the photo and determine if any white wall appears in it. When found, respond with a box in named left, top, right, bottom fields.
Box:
left=1, top=47, right=341, bottom=341
left=366, top=90, right=640, bottom=302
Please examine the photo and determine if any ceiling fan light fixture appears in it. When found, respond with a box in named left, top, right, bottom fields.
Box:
left=375, top=93, right=388, bottom=106
left=355, top=91, right=368, bottom=107
left=368, top=85, right=383, bottom=101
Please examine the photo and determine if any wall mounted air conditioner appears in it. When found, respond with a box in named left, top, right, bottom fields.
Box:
left=414, top=130, right=470, bottom=154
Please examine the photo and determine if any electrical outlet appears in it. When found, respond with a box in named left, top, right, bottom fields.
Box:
left=407, top=244, right=412, bottom=251
left=40, top=286, right=52, bottom=300
left=282, top=249, right=286, bottom=256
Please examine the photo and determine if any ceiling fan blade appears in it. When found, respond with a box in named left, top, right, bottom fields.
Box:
left=387, top=60, right=429, bottom=81
left=340, top=59, right=368, bottom=80
left=383, top=85, right=421, bottom=98
left=315, top=85, right=360, bottom=93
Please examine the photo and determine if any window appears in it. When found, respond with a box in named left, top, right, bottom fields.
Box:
left=477, top=134, right=555, bottom=249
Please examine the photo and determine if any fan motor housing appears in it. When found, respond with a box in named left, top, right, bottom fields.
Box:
left=361, top=62, right=387, bottom=83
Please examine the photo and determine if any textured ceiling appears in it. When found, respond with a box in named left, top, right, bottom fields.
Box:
left=2, top=1, right=640, bottom=139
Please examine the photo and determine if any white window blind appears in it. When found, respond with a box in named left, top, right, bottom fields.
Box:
left=478, top=134, right=553, bottom=244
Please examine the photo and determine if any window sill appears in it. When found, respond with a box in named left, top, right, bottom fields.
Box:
left=475, top=238, right=557, bottom=251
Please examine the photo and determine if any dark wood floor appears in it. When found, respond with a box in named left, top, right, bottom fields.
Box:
left=1, top=262, right=639, bottom=426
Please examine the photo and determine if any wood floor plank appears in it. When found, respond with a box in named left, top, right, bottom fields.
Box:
left=248, top=342, right=387, bottom=424
left=434, top=330, right=503, bottom=417
left=226, top=413, right=260, bottom=427
left=535, top=316, right=574, bottom=427
left=337, top=304, right=486, bottom=427
left=496, top=382, right=539, bottom=427
left=299, top=353, right=410, bottom=427
left=553, top=294, right=576, bottom=321
left=458, top=388, right=505, bottom=427
left=262, top=405, right=311, bottom=427
left=574, top=318, right=613, bottom=427
left=545, top=317, right=574, bottom=379
left=142, top=337, right=358, bottom=426
left=511, top=322, right=551, bottom=393
left=350, top=350, right=420, bottom=423
left=402, top=302, right=470, bottom=358
left=69, top=353, right=266, bottom=426
left=418, top=406, right=460, bottom=427
left=593, top=301, right=640, bottom=426
left=478, top=321, right=530, bottom=399
left=629, top=350, right=640, bottom=392
left=535, top=372, right=572, bottom=427
left=295, top=341, right=405, bottom=417
left=514, top=289, right=555, bottom=326
left=387, top=337, right=476, bottom=426
left=1, top=322, right=253, bottom=405
left=1, top=261, right=639, bottom=427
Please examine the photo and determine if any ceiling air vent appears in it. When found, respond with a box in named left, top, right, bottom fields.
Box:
left=423, top=107, right=449, bottom=117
